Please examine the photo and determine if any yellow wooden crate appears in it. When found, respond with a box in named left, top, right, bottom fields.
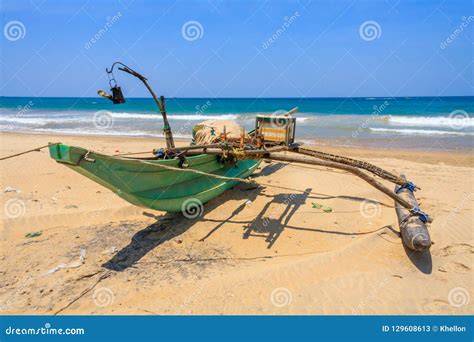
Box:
left=256, top=115, right=296, bottom=145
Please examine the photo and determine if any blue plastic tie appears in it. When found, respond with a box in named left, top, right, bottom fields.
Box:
left=154, top=148, right=165, bottom=159
left=396, top=181, right=416, bottom=194
left=410, top=207, right=429, bottom=223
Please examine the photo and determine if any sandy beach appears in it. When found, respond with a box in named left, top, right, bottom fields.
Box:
left=0, top=132, right=472, bottom=315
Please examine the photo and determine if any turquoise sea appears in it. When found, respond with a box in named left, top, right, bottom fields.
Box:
left=0, top=96, right=473, bottom=150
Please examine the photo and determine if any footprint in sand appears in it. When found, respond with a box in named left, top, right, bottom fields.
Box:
left=423, top=299, right=450, bottom=313
left=438, top=261, right=471, bottom=274
left=433, top=243, right=473, bottom=257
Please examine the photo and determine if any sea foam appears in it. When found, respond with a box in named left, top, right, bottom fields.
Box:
left=370, top=127, right=473, bottom=136
left=387, top=115, right=473, bottom=127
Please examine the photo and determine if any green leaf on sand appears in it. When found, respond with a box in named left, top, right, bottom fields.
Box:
left=312, top=202, right=332, bottom=213
left=25, top=231, right=42, bottom=238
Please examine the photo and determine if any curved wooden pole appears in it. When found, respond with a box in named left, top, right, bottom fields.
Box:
left=265, top=153, right=433, bottom=223
left=183, top=148, right=433, bottom=222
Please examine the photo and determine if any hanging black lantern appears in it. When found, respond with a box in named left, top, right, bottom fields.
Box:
left=108, top=69, right=126, bottom=104
left=110, top=85, right=125, bottom=104
left=96, top=61, right=175, bottom=149
left=97, top=68, right=126, bottom=104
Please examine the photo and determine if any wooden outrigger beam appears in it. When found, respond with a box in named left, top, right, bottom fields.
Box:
left=394, top=175, right=432, bottom=251
left=183, top=146, right=433, bottom=223
left=292, top=146, right=414, bottom=188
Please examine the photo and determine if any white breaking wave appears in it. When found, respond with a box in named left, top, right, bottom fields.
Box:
left=0, top=112, right=242, bottom=125
left=170, top=114, right=238, bottom=121
left=370, top=127, right=473, bottom=136
left=110, top=112, right=239, bottom=121
left=0, top=116, right=90, bottom=125
left=0, top=125, right=194, bottom=139
left=0, top=111, right=313, bottom=126
left=387, top=115, right=474, bottom=128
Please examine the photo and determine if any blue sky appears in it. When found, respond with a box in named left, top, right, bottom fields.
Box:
left=1, top=0, right=472, bottom=98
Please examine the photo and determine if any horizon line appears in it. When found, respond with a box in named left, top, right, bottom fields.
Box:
left=1, top=95, right=473, bottom=99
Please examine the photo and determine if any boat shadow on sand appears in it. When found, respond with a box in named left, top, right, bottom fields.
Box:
left=103, top=162, right=422, bottom=271
left=102, top=163, right=280, bottom=272
left=102, top=182, right=264, bottom=272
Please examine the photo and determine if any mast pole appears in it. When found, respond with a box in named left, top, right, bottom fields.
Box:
left=107, top=62, right=175, bottom=149
left=140, top=79, right=175, bottom=149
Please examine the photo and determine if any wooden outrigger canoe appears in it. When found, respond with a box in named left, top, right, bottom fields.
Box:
left=0, top=62, right=434, bottom=253
left=49, top=143, right=260, bottom=213
left=39, top=61, right=432, bottom=252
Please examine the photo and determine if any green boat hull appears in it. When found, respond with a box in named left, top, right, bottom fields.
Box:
left=49, top=143, right=260, bottom=212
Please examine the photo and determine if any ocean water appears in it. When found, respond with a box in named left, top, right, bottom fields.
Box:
left=0, top=96, right=473, bottom=150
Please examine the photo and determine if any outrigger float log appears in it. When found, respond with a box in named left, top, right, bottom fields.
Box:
left=3, top=62, right=433, bottom=252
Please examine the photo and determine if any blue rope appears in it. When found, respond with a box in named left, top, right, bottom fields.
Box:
left=395, top=181, right=416, bottom=194
left=154, top=148, right=166, bottom=159
left=410, top=207, right=429, bottom=223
